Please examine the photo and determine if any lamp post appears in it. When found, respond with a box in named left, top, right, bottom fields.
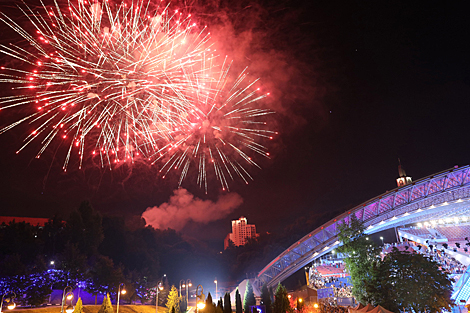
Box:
left=185, top=280, right=192, bottom=302
left=117, top=283, right=126, bottom=313
left=380, top=236, right=384, bottom=246
left=195, top=285, right=206, bottom=313
left=61, top=286, right=74, bottom=313
left=179, top=280, right=186, bottom=298
left=296, top=298, right=303, bottom=313
left=1, top=291, right=17, bottom=312
left=214, top=278, right=218, bottom=300
left=156, top=274, right=166, bottom=313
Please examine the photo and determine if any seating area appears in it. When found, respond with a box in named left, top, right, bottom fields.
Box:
left=436, top=225, right=470, bottom=241
left=400, top=227, right=433, bottom=238
left=315, top=263, right=347, bottom=276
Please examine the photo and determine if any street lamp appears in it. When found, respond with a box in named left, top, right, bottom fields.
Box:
left=185, top=280, right=192, bottom=302
left=117, top=283, right=126, bottom=313
left=195, top=285, right=206, bottom=313
left=296, top=298, right=303, bottom=312
left=380, top=236, right=384, bottom=245
left=61, top=286, right=74, bottom=313
left=1, top=291, right=17, bottom=312
left=214, top=278, right=218, bottom=300
left=179, top=280, right=186, bottom=298
left=156, top=274, right=166, bottom=313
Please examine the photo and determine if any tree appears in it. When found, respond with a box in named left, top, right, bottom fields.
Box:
left=337, top=215, right=380, bottom=303
left=73, top=298, right=83, bottom=313
left=226, top=239, right=236, bottom=250
left=180, top=296, right=187, bottom=313
left=217, top=298, right=224, bottom=313
left=98, top=293, right=114, bottom=313
left=260, top=284, right=272, bottom=313
left=166, top=285, right=181, bottom=313
left=365, top=248, right=454, bottom=312
left=243, top=280, right=256, bottom=313
left=159, top=277, right=170, bottom=306
left=23, top=256, right=54, bottom=306
left=206, top=292, right=216, bottom=313
left=57, top=242, right=87, bottom=288
left=86, top=255, right=124, bottom=300
left=66, top=201, right=104, bottom=257
left=235, top=289, right=242, bottom=313
left=224, top=292, right=232, bottom=313
left=272, top=283, right=291, bottom=313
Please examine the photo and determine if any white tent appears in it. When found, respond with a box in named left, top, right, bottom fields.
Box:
left=229, top=279, right=262, bottom=308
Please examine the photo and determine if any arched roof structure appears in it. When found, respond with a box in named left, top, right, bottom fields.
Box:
left=257, top=165, right=470, bottom=288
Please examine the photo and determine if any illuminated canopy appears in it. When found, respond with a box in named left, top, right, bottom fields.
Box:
left=256, top=166, right=470, bottom=288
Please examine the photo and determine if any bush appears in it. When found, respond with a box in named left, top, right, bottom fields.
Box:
left=98, top=293, right=114, bottom=313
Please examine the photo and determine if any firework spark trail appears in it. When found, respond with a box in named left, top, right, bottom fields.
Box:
left=154, top=56, right=276, bottom=193
left=0, top=0, right=214, bottom=169
left=0, top=0, right=277, bottom=191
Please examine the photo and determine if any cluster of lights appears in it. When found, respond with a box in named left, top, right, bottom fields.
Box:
left=417, top=216, right=469, bottom=228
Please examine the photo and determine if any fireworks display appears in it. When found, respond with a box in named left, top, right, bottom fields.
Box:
left=0, top=0, right=275, bottom=190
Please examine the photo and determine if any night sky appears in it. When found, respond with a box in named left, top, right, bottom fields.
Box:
left=1, top=0, right=469, bottom=249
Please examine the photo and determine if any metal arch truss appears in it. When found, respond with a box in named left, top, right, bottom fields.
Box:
left=256, top=166, right=470, bottom=289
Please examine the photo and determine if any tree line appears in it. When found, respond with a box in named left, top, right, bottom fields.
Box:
left=0, top=199, right=343, bottom=306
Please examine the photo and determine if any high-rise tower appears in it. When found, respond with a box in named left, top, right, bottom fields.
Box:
left=224, top=216, right=259, bottom=250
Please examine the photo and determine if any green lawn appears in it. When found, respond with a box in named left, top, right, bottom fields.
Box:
left=13, top=305, right=168, bottom=313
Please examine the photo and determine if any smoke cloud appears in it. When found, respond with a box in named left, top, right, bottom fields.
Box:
left=142, top=188, right=243, bottom=230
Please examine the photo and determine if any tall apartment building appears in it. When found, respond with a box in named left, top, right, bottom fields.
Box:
left=224, top=216, right=258, bottom=250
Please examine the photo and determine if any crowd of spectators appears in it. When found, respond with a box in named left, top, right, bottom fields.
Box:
left=333, top=285, right=352, bottom=298
left=306, top=237, right=468, bottom=307
left=422, top=248, right=466, bottom=274
left=383, top=241, right=467, bottom=274
left=318, top=299, right=348, bottom=313
left=308, top=267, right=353, bottom=298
